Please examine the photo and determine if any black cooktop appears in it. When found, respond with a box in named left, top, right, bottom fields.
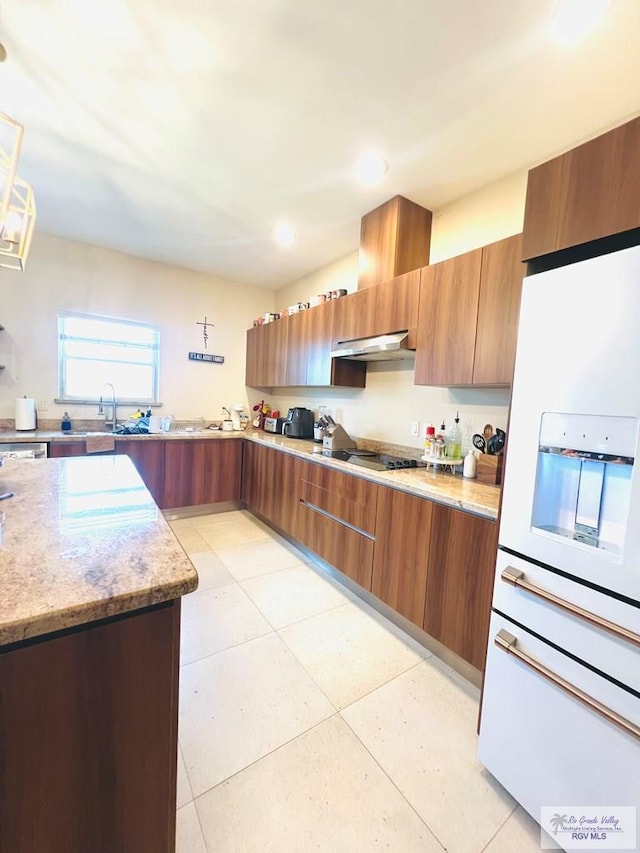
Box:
left=324, top=449, right=426, bottom=472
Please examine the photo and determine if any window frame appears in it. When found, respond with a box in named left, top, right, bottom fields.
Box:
left=57, top=310, right=161, bottom=405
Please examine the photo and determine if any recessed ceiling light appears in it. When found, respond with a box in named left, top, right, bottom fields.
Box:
left=354, top=150, right=388, bottom=186
left=274, top=222, right=295, bottom=248
left=550, top=0, right=611, bottom=44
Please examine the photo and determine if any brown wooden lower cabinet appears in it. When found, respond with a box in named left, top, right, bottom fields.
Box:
left=114, top=439, right=166, bottom=507
left=297, top=499, right=375, bottom=590
left=241, top=442, right=303, bottom=537
left=423, top=505, right=498, bottom=670
left=163, top=439, right=242, bottom=509
left=371, top=487, right=433, bottom=626
left=296, top=462, right=378, bottom=591
left=0, top=600, right=181, bottom=853
left=48, top=441, right=87, bottom=457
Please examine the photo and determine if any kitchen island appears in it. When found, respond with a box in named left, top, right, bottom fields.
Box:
left=0, top=455, right=198, bottom=853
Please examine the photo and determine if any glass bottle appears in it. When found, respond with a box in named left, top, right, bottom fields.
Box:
left=448, top=412, right=462, bottom=460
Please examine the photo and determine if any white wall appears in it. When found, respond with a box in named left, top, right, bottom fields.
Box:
left=0, top=233, right=274, bottom=423
left=266, top=168, right=528, bottom=449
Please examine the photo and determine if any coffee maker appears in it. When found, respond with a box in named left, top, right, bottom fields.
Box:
left=282, top=407, right=314, bottom=439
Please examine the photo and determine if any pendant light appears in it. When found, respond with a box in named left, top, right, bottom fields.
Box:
left=0, top=173, right=36, bottom=271
left=0, top=111, right=24, bottom=238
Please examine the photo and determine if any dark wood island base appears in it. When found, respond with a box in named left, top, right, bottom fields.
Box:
left=1, top=599, right=181, bottom=853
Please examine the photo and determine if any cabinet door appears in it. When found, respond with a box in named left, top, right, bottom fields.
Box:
left=241, top=443, right=304, bottom=536
left=265, top=317, right=288, bottom=387
left=371, top=487, right=432, bottom=627
left=472, top=234, right=523, bottom=386
left=284, top=310, right=310, bottom=386
left=241, top=440, right=259, bottom=511
left=423, top=505, right=497, bottom=670
left=49, top=442, right=87, bottom=457
left=116, top=440, right=166, bottom=508
left=164, top=440, right=242, bottom=509
left=522, top=116, right=640, bottom=260
left=306, top=302, right=332, bottom=387
left=245, top=325, right=268, bottom=388
left=373, top=269, right=421, bottom=337
left=332, top=288, right=376, bottom=343
left=414, top=248, right=482, bottom=386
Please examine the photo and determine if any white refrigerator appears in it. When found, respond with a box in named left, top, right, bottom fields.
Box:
left=478, top=244, right=640, bottom=851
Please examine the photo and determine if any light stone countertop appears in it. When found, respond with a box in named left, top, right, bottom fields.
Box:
left=0, top=455, right=198, bottom=647
left=0, top=427, right=501, bottom=520
left=243, top=432, right=501, bottom=520
left=0, top=428, right=246, bottom=442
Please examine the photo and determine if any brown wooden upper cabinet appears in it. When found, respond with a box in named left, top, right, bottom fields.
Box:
left=522, top=116, right=640, bottom=261
left=245, top=320, right=287, bottom=389
left=245, top=302, right=365, bottom=390
left=332, top=269, right=421, bottom=344
left=358, top=195, right=432, bottom=290
left=414, top=233, right=523, bottom=387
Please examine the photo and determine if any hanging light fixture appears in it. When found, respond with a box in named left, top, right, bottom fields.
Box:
left=0, top=112, right=36, bottom=271
left=0, top=174, right=36, bottom=271
left=0, top=111, right=24, bottom=237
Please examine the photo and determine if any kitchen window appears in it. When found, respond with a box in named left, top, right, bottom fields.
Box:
left=58, top=311, right=160, bottom=404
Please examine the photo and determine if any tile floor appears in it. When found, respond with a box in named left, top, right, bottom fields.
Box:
left=170, top=509, right=558, bottom=853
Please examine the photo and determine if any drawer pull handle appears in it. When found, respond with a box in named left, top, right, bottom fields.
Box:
left=501, top=566, right=640, bottom=649
left=494, top=629, right=640, bottom=742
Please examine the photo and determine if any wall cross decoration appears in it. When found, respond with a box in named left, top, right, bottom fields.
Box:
left=196, top=315, right=214, bottom=349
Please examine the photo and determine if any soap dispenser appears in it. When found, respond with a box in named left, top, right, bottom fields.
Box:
left=61, top=412, right=72, bottom=432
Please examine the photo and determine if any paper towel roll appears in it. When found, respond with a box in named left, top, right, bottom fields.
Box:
left=15, top=397, right=36, bottom=431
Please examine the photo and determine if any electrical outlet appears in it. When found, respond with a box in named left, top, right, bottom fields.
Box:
left=410, top=421, right=420, bottom=438
left=37, top=399, right=49, bottom=412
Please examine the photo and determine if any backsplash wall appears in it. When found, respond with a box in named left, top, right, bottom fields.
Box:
left=266, top=362, right=510, bottom=453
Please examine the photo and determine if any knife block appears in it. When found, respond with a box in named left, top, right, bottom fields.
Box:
left=475, top=454, right=503, bottom=486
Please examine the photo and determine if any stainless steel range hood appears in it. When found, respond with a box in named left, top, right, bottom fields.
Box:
left=330, top=331, right=414, bottom=361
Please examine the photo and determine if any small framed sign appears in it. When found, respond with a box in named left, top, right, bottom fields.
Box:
left=188, top=351, right=225, bottom=364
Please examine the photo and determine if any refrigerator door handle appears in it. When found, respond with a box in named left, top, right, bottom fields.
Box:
left=501, top=566, right=640, bottom=648
left=494, top=629, right=640, bottom=741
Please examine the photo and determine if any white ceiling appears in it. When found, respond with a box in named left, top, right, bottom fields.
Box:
left=1, top=0, right=639, bottom=288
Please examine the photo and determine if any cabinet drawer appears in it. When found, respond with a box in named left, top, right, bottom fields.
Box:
left=298, top=500, right=374, bottom=590
left=300, top=480, right=376, bottom=536
left=479, top=612, right=640, bottom=824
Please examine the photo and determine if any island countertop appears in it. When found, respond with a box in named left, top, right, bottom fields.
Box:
left=0, top=455, right=198, bottom=646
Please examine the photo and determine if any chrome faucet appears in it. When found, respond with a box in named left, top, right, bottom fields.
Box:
left=98, top=382, right=117, bottom=431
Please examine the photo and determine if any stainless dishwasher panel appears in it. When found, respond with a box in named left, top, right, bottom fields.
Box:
left=0, top=443, right=48, bottom=458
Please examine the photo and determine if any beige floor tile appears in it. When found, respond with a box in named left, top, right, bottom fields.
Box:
left=484, top=806, right=561, bottom=852
left=168, top=516, right=198, bottom=532
left=176, top=802, right=207, bottom=853
left=198, top=515, right=271, bottom=549
left=180, top=583, right=272, bottom=665
left=179, top=633, right=334, bottom=797
left=176, top=745, right=193, bottom=809
left=240, top=564, right=351, bottom=628
left=214, top=538, right=306, bottom=581
left=341, top=658, right=515, bottom=853
left=278, top=602, right=427, bottom=709
left=195, top=715, right=442, bottom=853
left=175, top=529, right=211, bottom=555
left=188, top=550, right=235, bottom=593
